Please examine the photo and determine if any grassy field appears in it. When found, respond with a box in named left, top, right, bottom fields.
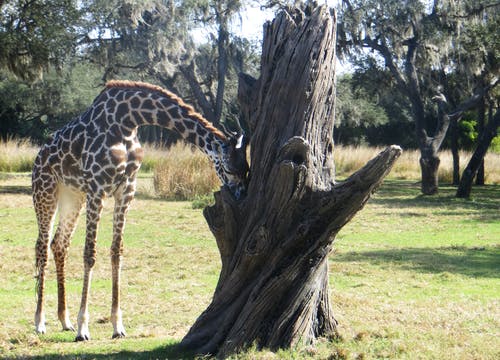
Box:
left=0, top=170, right=498, bottom=359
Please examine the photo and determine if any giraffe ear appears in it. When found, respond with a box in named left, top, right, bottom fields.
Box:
left=235, top=134, right=244, bottom=149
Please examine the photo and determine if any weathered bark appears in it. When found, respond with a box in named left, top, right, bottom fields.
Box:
left=180, top=6, right=401, bottom=357
left=457, top=109, right=499, bottom=198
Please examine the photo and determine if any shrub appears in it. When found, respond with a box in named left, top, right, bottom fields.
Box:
left=153, top=144, right=220, bottom=200
left=0, top=137, right=38, bottom=172
left=490, top=136, right=500, bottom=153
left=140, top=143, right=170, bottom=172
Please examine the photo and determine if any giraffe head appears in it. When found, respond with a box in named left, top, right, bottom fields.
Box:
left=219, top=133, right=249, bottom=200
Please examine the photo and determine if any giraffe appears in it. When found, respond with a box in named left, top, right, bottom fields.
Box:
left=32, top=80, right=249, bottom=341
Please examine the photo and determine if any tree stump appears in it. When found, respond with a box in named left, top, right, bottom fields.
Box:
left=180, top=5, right=402, bottom=357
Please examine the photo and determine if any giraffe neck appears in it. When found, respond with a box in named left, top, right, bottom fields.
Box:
left=100, top=81, right=227, bottom=159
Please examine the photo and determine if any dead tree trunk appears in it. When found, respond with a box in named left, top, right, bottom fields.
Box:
left=180, top=6, right=401, bottom=357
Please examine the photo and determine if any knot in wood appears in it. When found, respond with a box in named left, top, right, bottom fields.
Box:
left=246, top=225, right=269, bottom=255
left=277, top=136, right=310, bottom=167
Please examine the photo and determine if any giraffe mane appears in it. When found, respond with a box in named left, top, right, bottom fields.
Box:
left=104, top=80, right=227, bottom=141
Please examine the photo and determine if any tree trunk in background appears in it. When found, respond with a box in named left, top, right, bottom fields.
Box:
left=180, top=6, right=401, bottom=357
left=417, top=95, right=450, bottom=195
left=475, top=99, right=486, bottom=185
left=214, top=12, right=228, bottom=124
left=457, top=109, right=499, bottom=198
left=420, top=146, right=440, bottom=195
left=180, top=61, right=217, bottom=124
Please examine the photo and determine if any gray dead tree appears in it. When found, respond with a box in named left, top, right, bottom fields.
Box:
left=180, top=5, right=402, bottom=357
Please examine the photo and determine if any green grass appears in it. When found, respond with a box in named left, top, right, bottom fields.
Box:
left=327, top=180, right=499, bottom=359
left=0, top=174, right=498, bottom=359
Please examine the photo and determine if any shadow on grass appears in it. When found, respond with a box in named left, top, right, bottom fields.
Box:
left=0, top=185, right=32, bottom=195
left=8, top=342, right=201, bottom=360
left=333, top=245, right=500, bottom=278
left=372, top=180, right=500, bottom=222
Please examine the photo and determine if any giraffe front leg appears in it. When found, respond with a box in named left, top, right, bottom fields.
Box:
left=76, top=194, right=103, bottom=341
left=110, top=183, right=134, bottom=339
left=76, top=264, right=92, bottom=341
left=111, top=246, right=126, bottom=339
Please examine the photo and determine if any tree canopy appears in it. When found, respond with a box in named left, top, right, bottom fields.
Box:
left=0, top=0, right=81, bottom=81
left=0, top=0, right=498, bottom=174
left=0, top=0, right=261, bottom=141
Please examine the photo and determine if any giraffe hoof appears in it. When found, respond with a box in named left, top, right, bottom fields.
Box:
left=61, top=318, right=75, bottom=332
left=35, top=328, right=46, bottom=335
left=35, top=324, right=46, bottom=334
left=75, top=334, right=90, bottom=342
left=112, top=331, right=126, bottom=339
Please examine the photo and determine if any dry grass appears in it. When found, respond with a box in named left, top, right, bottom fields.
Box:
left=1, top=139, right=499, bottom=199
left=334, top=145, right=500, bottom=184
left=0, top=137, right=38, bottom=172
left=150, top=144, right=500, bottom=200
left=0, top=139, right=221, bottom=200
left=139, top=143, right=171, bottom=172
left=152, top=143, right=220, bottom=200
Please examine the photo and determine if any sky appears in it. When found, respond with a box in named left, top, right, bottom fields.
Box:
left=232, top=1, right=339, bottom=41
left=192, top=1, right=349, bottom=72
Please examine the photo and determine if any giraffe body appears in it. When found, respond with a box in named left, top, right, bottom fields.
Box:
left=32, top=81, right=248, bottom=340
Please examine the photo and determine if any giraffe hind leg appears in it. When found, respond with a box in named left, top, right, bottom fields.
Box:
left=51, top=189, right=84, bottom=331
left=33, top=172, right=58, bottom=334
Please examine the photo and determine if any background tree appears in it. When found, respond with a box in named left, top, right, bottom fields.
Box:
left=457, top=106, right=500, bottom=197
left=335, top=74, right=389, bottom=145
left=1, top=0, right=497, bottom=157
left=0, top=0, right=114, bottom=141
left=346, top=62, right=416, bottom=147
left=0, top=64, right=101, bottom=142
left=0, top=0, right=81, bottom=81
left=337, top=0, right=499, bottom=194
left=438, top=5, right=499, bottom=185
